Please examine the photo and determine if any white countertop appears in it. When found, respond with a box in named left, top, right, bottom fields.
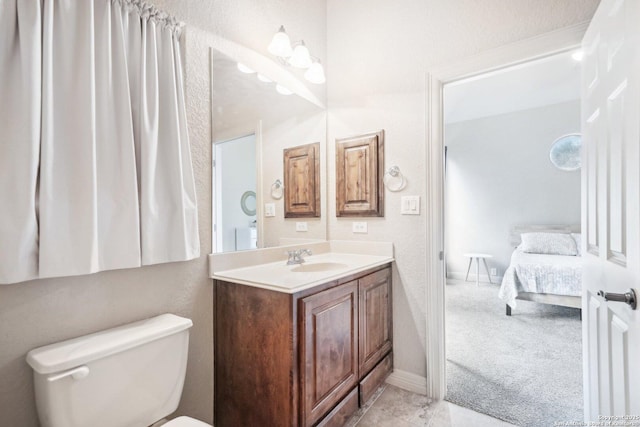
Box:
left=210, top=241, right=394, bottom=294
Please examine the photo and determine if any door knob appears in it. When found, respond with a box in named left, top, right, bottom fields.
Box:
left=597, top=289, right=637, bottom=310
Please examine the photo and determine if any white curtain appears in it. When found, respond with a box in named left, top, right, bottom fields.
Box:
left=0, top=0, right=199, bottom=284
left=0, top=0, right=41, bottom=284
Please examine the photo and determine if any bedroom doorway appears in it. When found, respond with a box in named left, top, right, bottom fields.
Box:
left=212, top=133, right=257, bottom=253
left=442, top=51, right=584, bottom=427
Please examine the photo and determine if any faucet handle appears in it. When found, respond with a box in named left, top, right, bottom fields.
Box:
left=301, top=249, right=312, bottom=256
left=286, top=249, right=301, bottom=265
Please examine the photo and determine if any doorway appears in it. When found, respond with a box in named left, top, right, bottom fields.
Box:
left=212, top=133, right=257, bottom=253
left=442, top=50, right=583, bottom=426
left=423, top=20, right=589, bottom=404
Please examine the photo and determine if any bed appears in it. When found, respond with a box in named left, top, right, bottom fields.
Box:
left=498, top=226, right=582, bottom=316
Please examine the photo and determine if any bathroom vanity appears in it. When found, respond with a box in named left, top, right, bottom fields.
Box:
left=211, top=243, right=393, bottom=427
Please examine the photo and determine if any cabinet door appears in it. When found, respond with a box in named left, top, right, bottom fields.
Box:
left=300, top=281, right=359, bottom=427
left=284, top=142, right=320, bottom=218
left=359, top=268, right=392, bottom=375
left=335, top=131, right=384, bottom=217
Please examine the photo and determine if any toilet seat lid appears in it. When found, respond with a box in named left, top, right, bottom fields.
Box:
left=163, top=416, right=212, bottom=427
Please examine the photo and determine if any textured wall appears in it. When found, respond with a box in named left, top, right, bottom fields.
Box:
left=0, top=0, right=326, bottom=425
left=326, top=0, right=598, bottom=378
left=0, top=8, right=213, bottom=427
left=445, top=101, right=582, bottom=278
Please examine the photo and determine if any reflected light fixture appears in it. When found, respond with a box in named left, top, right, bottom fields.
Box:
left=571, top=50, right=584, bottom=61
left=268, top=25, right=325, bottom=85
left=257, top=74, right=273, bottom=83
left=276, top=84, right=293, bottom=95
left=237, top=63, right=256, bottom=73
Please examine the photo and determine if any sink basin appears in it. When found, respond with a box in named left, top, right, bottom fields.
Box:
left=291, top=262, right=348, bottom=273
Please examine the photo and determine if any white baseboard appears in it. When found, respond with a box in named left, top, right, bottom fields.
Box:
left=386, top=369, right=428, bottom=395
left=447, top=271, right=503, bottom=283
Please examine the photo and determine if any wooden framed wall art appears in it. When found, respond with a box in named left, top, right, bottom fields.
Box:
left=284, top=142, right=321, bottom=218
left=336, top=130, right=384, bottom=217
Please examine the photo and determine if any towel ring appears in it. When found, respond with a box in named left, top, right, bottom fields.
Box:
left=271, top=179, right=284, bottom=200
left=383, top=166, right=405, bottom=192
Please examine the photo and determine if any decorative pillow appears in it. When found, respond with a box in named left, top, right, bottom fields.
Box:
left=571, top=233, right=582, bottom=256
left=520, top=232, right=578, bottom=256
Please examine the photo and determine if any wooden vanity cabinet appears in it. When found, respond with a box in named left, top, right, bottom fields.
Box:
left=214, top=264, right=392, bottom=427
left=300, top=281, right=359, bottom=426
left=358, top=268, right=392, bottom=376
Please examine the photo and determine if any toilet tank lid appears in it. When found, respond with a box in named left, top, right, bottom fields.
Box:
left=26, top=314, right=193, bottom=375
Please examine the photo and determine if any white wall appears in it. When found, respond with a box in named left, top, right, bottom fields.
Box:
left=445, top=101, right=581, bottom=280
left=216, top=135, right=256, bottom=252
left=326, top=0, right=598, bottom=380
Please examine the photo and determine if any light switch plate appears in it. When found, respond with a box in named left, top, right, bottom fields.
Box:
left=401, top=196, right=420, bottom=215
left=352, top=222, right=368, bottom=233
left=264, top=203, right=276, bottom=217
left=296, top=222, right=308, bottom=232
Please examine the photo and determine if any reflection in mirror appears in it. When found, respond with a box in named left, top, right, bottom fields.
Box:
left=211, top=46, right=327, bottom=253
left=214, top=134, right=256, bottom=252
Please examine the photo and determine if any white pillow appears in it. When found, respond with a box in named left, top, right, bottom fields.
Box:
left=571, top=233, right=582, bottom=256
left=520, top=232, right=578, bottom=256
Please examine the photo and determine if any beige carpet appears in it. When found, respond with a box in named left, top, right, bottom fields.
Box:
left=445, top=279, right=583, bottom=427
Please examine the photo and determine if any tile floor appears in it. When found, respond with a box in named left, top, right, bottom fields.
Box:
left=346, top=385, right=514, bottom=427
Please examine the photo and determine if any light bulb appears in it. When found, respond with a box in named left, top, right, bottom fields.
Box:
left=304, top=61, right=326, bottom=84
left=237, top=63, right=255, bottom=74
left=257, top=74, right=273, bottom=83
left=288, top=41, right=312, bottom=69
left=268, top=25, right=293, bottom=58
left=276, top=84, right=293, bottom=95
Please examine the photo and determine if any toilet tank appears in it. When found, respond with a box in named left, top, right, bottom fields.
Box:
left=26, top=314, right=193, bottom=427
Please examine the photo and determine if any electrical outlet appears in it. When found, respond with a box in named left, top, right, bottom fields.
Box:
left=296, top=222, right=308, bottom=232
left=352, top=222, right=368, bottom=233
left=490, top=268, right=497, bottom=276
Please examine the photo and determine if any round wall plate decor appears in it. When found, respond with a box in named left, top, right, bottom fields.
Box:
left=240, top=190, right=256, bottom=216
left=550, top=133, right=582, bottom=171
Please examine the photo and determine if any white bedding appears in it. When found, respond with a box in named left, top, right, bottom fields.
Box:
left=498, top=248, right=582, bottom=308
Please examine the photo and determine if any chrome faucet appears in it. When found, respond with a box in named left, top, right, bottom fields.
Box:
left=286, top=249, right=312, bottom=265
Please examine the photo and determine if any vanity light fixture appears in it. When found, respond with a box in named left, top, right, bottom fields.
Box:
left=304, top=60, right=326, bottom=84
left=288, top=41, right=312, bottom=68
left=268, top=25, right=293, bottom=58
left=257, top=73, right=273, bottom=83
left=268, top=25, right=325, bottom=85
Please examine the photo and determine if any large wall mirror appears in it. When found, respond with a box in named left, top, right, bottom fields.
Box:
left=211, top=46, right=327, bottom=253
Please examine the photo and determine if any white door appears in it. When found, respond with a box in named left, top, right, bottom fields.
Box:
left=582, top=0, right=640, bottom=420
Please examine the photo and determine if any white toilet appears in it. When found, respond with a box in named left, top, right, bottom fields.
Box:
left=26, top=314, right=212, bottom=427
